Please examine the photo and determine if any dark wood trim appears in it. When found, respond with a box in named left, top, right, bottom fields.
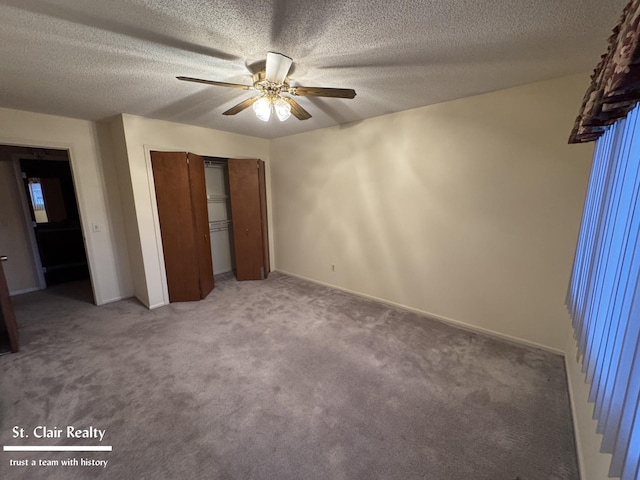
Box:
left=0, top=257, right=19, bottom=353
left=151, top=152, right=201, bottom=302
left=228, top=159, right=270, bottom=281
left=257, top=160, right=270, bottom=277
left=187, top=153, right=214, bottom=297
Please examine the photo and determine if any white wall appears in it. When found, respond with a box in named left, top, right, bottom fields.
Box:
left=116, top=114, right=270, bottom=308
left=103, top=116, right=146, bottom=304
left=0, top=107, right=133, bottom=304
left=95, top=121, right=134, bottom=300
left=270, top=73, right=593, bottom=352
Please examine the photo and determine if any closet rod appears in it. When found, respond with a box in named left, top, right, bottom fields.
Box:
left=207, top=194, right=228, bottom=203
left=204, top=160, right=227, bottom=168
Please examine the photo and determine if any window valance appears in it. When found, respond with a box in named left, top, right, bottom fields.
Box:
left=570, top=0, right=640, bottom=143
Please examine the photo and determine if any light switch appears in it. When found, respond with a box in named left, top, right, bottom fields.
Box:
left=92, top=223, right=101, bottom=232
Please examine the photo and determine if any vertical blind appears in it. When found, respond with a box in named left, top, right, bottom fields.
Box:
left=566, top=103, right=640, bottom=480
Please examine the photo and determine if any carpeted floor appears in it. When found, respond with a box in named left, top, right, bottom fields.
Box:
left=0, top=272, right=578, bottom=480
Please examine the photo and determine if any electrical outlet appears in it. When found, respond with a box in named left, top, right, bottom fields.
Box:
left=331, top=264, right=336, bottom=272
left=92, top=223, right=101, bottom=232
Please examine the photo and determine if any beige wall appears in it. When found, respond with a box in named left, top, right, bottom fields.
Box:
left=0, top=107, right=133, bottom=304
left=0, top=154, right=40, bottom=293
left=95, top=121, right=134, bottom=300
left=270, top=73, right=593, bottom=352
left=115, top=114, right=270, bottom=308
left=0, top=78, right=611, bottom=476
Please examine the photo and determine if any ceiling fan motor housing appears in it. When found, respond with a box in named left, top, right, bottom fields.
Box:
left=253, top=71, right=289, bottom=98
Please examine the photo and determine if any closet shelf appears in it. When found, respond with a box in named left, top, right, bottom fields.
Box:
left=209, top=219, right=232, bottom=232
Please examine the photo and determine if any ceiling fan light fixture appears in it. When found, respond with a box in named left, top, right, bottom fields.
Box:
left=178, top=52, right=355, bottom=122
left=253, top=96, right=271, bottom=122
left=274, top=97, right=291, bottom=121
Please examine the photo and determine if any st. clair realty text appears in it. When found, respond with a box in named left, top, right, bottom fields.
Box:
left=13, top=426, right=106, bottom=441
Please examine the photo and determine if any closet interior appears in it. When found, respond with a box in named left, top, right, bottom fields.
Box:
left=204, top=157, right=235, bottom=276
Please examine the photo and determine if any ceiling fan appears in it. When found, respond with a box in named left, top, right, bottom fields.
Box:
left=177, top=52, right=356, bottom=122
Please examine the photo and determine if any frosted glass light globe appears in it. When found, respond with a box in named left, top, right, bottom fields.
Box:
left=274, top=98, right=291, bottom=121
left=253, top=97, right=271, bottom=122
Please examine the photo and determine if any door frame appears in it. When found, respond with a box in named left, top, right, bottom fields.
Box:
left=7, top=147, right=95, bottom=301
left=144, top=145, right=179, bottom=307
left=11, top=157, right=46, bottom=290
left=143, top=145, right=275, bottom=305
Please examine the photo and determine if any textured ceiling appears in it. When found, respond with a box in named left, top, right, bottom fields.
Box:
left=0, top=0, right=626, bottom=139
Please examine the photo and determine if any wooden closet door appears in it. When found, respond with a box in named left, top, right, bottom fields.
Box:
left=187, top=153, right=214, bottom=297
left=228, top=159, right=269, bottom=280
left=152, top=152, right=200, bottom=301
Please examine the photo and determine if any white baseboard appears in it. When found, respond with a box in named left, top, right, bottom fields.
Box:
left=9, top=287, right=43, bottom=296
left=274, top=269, right=564, bottom=356
left=102, top=294, right=164, bottom=310
left=96, top=295, right=130, bottom=306
left=564, top=353, right=587, bottom=480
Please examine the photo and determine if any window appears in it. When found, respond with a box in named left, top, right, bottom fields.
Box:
left=25, top=176, right=68, bottom=224
left=27, top=178, right=48, bottom=223
left=567, top=104, right=640, bottom=480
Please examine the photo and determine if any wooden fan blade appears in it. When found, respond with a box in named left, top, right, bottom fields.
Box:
left=265, top=52, right=293, bottom=83
left=289, top=86, right=356, bottom=99
left=282, top=97, right=312, bottom=120
left=223, top=96, right=259, bottom=115
left=177, top=76, right=253, bottom=90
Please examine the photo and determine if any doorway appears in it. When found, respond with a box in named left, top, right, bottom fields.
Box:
left=19, top=157, right=89, bottom=286
left=0, top=145, right=92, bottom=302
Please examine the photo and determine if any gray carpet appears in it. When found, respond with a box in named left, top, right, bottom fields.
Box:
left=0, top=272, right=578, bottom=480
